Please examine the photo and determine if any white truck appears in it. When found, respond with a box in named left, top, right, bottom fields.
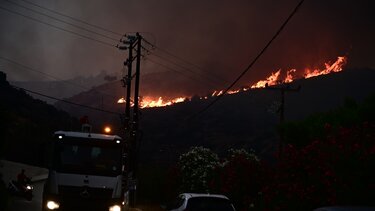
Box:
left=42, top=129, right=126, bottom=211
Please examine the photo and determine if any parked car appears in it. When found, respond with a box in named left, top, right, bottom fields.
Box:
left=167, top=193, right=236, bottom=211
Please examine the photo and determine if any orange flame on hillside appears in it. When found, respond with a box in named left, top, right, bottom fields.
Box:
left=250, top=56, right=347, bottom=88
left=118, top=56, right=347, bottom=108
left=304, top=56, right=347, bottom=78
left=250, top=69, right=281, bottom=89
left=140, top=97, right=187, bottom=108
left=285, top=69, right=297, bottom=83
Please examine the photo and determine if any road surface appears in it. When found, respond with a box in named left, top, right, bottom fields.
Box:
left=7, top=180, right=44, bottom=211
left=1, top=160, right=47, bottom=211
left=1, top=160, right=163, bottom=211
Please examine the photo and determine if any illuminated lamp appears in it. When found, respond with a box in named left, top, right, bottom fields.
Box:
left=104, top=126, right=112, bottom=134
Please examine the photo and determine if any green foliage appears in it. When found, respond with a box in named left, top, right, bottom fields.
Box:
left=212, top=148, right=263, bottom=210
left=226, top=148, right=260, bottom=163
left=178, top=146, right=220, bottom=193
left=261, top=124, right=375, bottom=210
left=177, top=147, right=263, bottom=209
left=282, top=95, right=375, bottom=147
left=259, top=94, right=375, bottom=210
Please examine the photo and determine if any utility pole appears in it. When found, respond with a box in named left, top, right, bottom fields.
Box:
left=132, top=33, right=142, bottom=176
left=126, top=32, right=142, bottom=208
left=133, top=33, right=141, bottom=127
left=266, top=83, right=300, bottom=157
left=117, top=33, right=142, bottom=208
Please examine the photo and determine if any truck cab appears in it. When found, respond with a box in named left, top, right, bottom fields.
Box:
left=42, top=130, right=125, bottom=211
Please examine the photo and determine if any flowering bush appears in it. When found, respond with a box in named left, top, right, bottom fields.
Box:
left=210, top=148, right=263, bottom=210
left=178, top=146, right=220, bottom=192
left=261, top=123, right=375, bottom=210
left=178, top=147, right=264, bottom=210
left=175, top=131, right=375, bottom=210
left=173, top=96, right=375, bottom=210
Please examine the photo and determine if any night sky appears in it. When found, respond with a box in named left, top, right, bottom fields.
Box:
left=0, top=0, right=374, bottom=93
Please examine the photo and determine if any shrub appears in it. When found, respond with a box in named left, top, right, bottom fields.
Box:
left=261, top=123, right=375, bottom=210
left=178, top=146, right=220, bottom=193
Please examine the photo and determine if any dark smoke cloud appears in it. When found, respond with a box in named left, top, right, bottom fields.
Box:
left=0, top=0, right=374, bottom=94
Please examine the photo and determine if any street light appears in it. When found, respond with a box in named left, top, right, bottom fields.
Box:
left=104, top=126, right=112, bottom=134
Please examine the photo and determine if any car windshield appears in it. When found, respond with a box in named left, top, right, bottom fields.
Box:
left=54, top=141, right=122, bottom=176
left=186, top=197, right=235, bottom=211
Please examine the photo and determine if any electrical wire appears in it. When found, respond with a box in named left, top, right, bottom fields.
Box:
left=17, top=0, right=123, bottom=37
left=4, top=0, right=120, bottom=42
left=191, top=0, right=305, bottom=118
left=141, top=46, right=217, bottom=88
left=0, top=55, right=120, bottom=99
left=11, top=84, right=121, bottom=115
left=143, top=49, right=222, bottom=88
left=145, top=58, right=200, bottom=83
left=143, top=38, right=229, bottom=84
left=150, top=53, right=221, bottom=84
left=0, top=5, right=116, bottom=48
left=14, top=0, right=157, bottom=45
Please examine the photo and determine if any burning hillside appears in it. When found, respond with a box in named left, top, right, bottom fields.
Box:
left=121, top=56, right=347, bottom=108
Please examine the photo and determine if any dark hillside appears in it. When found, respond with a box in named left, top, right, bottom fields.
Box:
left=0, top=72, right=79, bottom=166
left=55, top=68, right=375, bottom=164
left=136, top=68, right=375, bottom=164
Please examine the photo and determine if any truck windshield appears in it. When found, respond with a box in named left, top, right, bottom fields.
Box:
left=55, top=142, right=122, bottom=177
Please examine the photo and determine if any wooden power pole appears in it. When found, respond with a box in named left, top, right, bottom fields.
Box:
left=266, top=83, right=300, bottom=157
left=117, top=33, right=142, bottom=208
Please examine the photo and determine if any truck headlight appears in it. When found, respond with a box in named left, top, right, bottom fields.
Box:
left=46, top=200, right=60, bottom=210
left=109, top=204, right=121, bottom=211
left=26, top=185, right=33, bottom=190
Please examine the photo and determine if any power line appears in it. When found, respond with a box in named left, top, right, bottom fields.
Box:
left=4, top=0, right=119, bottom=42
left=0, top=55, right=120, bottom=99
left=145, top=57, right=200, bottom=83
left=0, top=56, right=63, bottom=81
left=191, top=0, right=305, bottom=118
left=11, top=84, right=121, bottom=115
left=0, top=5, right=116, bottom=48
left=143, top=38, right=229, bottom=84
left=145, top=50, right=222, bottom=88
left=142, top=45, right=219, bottom=88
left=4, top=0, right=120, bottom=42
left=14, top=0, right=157, bottom=45
left=142, top=44, right=216, bottom=87
left=17, top=0, right=123, bottom=37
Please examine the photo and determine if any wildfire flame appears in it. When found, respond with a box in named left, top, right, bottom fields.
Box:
left=139, top=97, right=187, bottom=108
left=285, top=69, right=297, bottom=83
left=304, top=56, right=347, bottom=78
left=250, top=69, right=281, bottom=89
left=117, top=97, right=126, bottom=104
left=118, top=56, right=347, bottom=108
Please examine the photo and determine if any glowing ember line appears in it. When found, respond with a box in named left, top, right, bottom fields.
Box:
left=305, top=56, right=347, bottom=78
left=140, top=97, right=188, bottom=108
left=284, top=69, right=296, bottom=83
left=227, top=90, right=240, bottom=94
left=251, top=69, right=281, bottom=88
left=211, top=90, right=224, bottom=97
left=117, top=56, right=347, bottom=108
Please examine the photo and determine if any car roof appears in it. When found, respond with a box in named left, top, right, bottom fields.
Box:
left=180, top=193, right=230, bottom=200
left=54, top=131, right=122, bottom=141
